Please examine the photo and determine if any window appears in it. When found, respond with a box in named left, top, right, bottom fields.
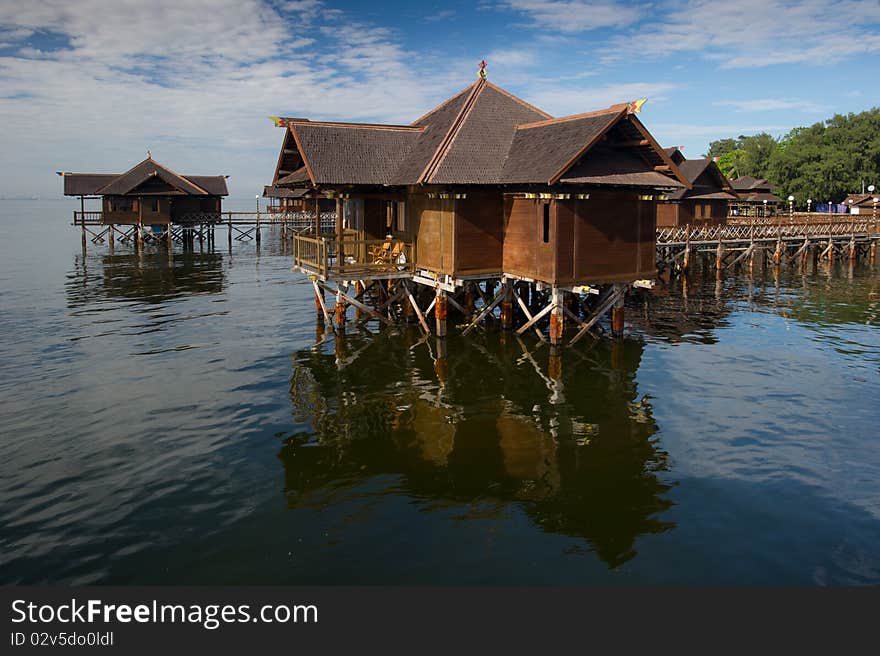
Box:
left=542, top=202, right=550, bottom=243
left=110, top=197, right=135, bottom=212
left=150, top=198, right=159, bottom=212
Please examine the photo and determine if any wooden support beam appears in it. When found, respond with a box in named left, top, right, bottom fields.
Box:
left=462, top=286, right=506, bottom=336
left=311, top=279, right=334, bottom=331
left=404, top=283, right=431, bottom=334
left=515, top=299, right=554, bottom=336
left=570, top=286, right=625, bottom=345
left=514, top=289, right=546, bottom=341
left=322, top=282, right=393, bottom=326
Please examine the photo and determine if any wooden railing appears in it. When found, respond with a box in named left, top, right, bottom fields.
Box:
left=293, top=235, right=414, bottom=278
left=72, top=211, right=104, bottom=225
left=658, top=218, right=880, bottom=245
left=72, top=210, right=336, bottom=231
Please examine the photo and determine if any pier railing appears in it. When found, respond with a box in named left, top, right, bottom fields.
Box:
left=73, top=210, right=336, bottom=231
left=293, top=235, right=414, bottom=279
left=657, top=218, right=879, bottom=245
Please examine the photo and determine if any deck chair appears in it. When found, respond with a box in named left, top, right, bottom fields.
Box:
left=369, top=240, right=393, bottom=263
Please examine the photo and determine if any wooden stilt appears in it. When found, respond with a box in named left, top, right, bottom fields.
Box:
left=611, top=285, right=625, bottom=337
left=435, top=289, right=448, bottom=337
left=462, top=286, right=506, bottom=335
left=681, top=224, right=690, bottom=273
left=325, top=282, right=393, bottom=326
left=500, top=279, right=513, bottom=330
left=463, top=284, right=475, bottom=322
left=353, top=281, right=364, bottom=321
left=405, top=283, right=431, bottom=334
left=549, top=287, right=564, bottom=346
left=311, top=279, right=334, bottom=331
left=870, top=240, right=876, bottom=264
left=335, top=287, right=346, bottom=331
left=715, top=240, right=724, bottom=276
left=569, top=285, right=625, bottom=346
left=514, top=288, right=547, bottom=341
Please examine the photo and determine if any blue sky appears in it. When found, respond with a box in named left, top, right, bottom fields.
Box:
left=1, top=0, right=878, bottom=197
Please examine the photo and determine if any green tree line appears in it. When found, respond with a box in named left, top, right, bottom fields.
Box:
left=704, top=107, right=880, bottom=203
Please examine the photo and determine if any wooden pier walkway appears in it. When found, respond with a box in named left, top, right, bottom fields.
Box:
left=657, top=214, right=879, bottom=273
left=73, top=210, right=336, bottom=247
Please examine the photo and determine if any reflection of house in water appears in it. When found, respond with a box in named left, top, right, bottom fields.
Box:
left=284, top=330, right=675, bottom=568
left=66, top=251, right=226, bottom=307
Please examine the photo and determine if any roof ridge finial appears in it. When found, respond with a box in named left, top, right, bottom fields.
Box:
left=478, top=59, right=487, bottom=80
left=147, top=149, right=152, bottom=159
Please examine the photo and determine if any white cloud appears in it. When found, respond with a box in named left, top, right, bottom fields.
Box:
left=0, top=0, right=457, bottom=196
left=715, top=98, right=829, bottom=113
left=610, top=0, right=880, bottom=69
left=496, top=0, right=642, bottom=32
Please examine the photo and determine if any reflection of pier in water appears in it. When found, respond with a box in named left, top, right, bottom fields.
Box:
left=285, top=328, right=675, bottom=569
left=66, top=250, right=226, bottom=307
left=632, top=257, right=879, bottom=343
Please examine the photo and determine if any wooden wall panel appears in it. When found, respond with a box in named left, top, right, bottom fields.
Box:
left=502, top=197, right=537, bottom=277
left=411, top=195, right=455, bottom=274
left=656, top=203, right=678, bottom=227
left=573, top=191, right=654, bottom=283
left=555, top=199, right=575, bottom=283
left=454, top=195, right=503, bottom=275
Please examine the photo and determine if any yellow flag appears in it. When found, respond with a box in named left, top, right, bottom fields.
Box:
left=628, top=98, right=647, bottom=114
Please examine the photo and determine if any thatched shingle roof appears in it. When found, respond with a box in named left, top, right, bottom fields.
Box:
left=665, top=156, right=735, bottom=201
left=61, top=157, right=228, bottom=196
left=272, top=78, right=688, bottom=190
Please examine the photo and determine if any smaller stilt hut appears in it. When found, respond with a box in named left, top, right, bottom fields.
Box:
left=729, top=176, right=782, bottom=217
left=656, top=148, right=736, bottom=226
left=60, top=155, right=228, bottom=225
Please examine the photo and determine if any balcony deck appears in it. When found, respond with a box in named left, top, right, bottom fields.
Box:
left=293, top=234, right=414, bottom=281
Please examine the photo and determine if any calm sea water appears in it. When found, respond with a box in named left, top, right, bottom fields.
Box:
left=1, top=199, right=878, bottom=585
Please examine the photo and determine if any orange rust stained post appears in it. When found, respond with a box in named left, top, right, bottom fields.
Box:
left=335, top=288, right=346, bottom=330
left=435, top=288, right=448, bottom=337
left=549, top=288, right=564, bottom=346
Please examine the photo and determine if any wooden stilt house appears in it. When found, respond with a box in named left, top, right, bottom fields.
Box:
left=274, top=68, right=689, bottom=343
left=276, top=75, right=687, bottom=282
left=60, top=156, right=228, bottom=225
left=656, top=148, right=736, bottom=226
left=729, top=176, right=782, bottom=217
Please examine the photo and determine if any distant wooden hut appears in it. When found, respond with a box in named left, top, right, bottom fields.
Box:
left=263, top=185, right=334, bottom=213
left=656, top=149, right=736, bottom=226
left=60, top=156, right=228, bottom=225
left=729, top=175, right=782, bottom=217
left=843, top=193, right=880, bottom=215
left=273, top=71, right=689, bottom=343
